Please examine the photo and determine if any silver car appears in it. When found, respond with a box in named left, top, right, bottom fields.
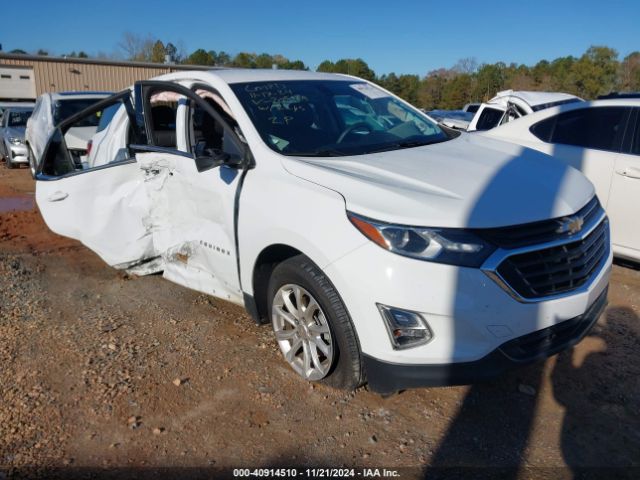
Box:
left=0, top=107, right=33, bottom=169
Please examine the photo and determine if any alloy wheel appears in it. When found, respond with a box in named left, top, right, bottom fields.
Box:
left=272, top=284, right=334, bottom=381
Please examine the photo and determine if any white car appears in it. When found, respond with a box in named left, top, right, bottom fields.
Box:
left=467, top=90, right=583, bottom=132
left=484, top=99, right=640, bottom=263
left=33, top=70, right=611, bottom=393
left=0, top=107, right=33, bottom=168
left=25, top=91, right=111, bottom=177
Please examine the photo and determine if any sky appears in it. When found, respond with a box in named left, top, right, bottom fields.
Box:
left=3, top=0, right=638, bottom=75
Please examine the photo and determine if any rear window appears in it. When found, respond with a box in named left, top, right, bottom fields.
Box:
left=530, top=107, right=630, bottom=152
left=53, top=98, right=105, bottom=126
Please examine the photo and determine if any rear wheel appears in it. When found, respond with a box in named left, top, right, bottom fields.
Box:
left=268, top=255, right=363, bottom=390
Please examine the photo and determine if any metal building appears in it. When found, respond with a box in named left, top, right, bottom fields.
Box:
left=0, top=53, right=209, bottom=100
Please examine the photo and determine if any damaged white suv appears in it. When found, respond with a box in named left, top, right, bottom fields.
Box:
left=34, top=70, right=611, bottom=393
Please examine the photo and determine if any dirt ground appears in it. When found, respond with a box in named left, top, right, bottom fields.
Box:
left=0, top=164, right=638, bottom=479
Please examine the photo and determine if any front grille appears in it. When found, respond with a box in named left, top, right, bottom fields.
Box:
left=499, top=287, right=607, bottom=362
left=478, top=196, right=601, bottom=249
left=495, top=218, right=608, bottom=299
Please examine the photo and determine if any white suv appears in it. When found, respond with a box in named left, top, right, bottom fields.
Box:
left=25, top=91, right=111, bottom=177
left=33, top=70, right=611, bottom=393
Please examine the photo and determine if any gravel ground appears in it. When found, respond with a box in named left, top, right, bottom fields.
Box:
left=0, top=166, right=639, bottom=479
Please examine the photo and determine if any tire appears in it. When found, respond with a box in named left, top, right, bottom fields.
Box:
left=267, top=254, right=364, bottom=390
left=27, top=145, right=37, bottom=178
left=6, top=151, right=15, bottom=169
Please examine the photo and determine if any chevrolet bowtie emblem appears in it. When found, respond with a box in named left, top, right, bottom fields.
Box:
left=557, top=215, right=584, bottom=235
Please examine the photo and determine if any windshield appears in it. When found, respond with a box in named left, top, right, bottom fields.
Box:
left=7, top=109, right=33, bottom=127
left=53, top=99, right=105, bottom=126
left=230, top=80, right=449, bottom=156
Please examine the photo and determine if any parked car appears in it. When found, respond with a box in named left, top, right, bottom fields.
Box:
left=25, top=91, right=111, bottom=177
left=33, top=70, right=611, bottom=393
left=483, top=99, right=640, bottom=263
left=467, top=90, right=583, bottom=132
left=0, top=106, right=33, bottom=168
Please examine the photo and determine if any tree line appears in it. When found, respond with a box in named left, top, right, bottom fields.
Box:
left=7, top=35, right=639, bottom=109
left=319, top=47, right=639, bottom=109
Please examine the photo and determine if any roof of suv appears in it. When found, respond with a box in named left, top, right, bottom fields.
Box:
left=207, top=68, right=353, bottom=84
left=491, top=89, right=582, bottom=107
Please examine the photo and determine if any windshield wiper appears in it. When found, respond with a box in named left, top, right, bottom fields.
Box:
left=294, top=148, right=348, bottom=157
left=363, top=138, right=447, bottom=154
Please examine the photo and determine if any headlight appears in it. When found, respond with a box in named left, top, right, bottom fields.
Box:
left=9, top=137, right=22, bottom=145
left=348, top=212, right=496, bottom=267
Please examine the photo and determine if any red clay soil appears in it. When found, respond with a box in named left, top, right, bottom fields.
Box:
left=0, top=165, right=638, bottom=479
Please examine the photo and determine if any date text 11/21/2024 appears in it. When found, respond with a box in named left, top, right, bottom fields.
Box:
left=232, top=468, right=401, bottom=478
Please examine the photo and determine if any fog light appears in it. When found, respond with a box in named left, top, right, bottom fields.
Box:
left=377, top=304, right=432, bottom=349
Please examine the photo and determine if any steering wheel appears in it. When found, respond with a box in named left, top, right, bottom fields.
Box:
left=336, top=122, right=373, bottom=144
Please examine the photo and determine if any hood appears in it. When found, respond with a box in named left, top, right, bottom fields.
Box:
left=5, top=127, right=25, bottom=141
left=64, top=126, right=97, bottom=150
left=281, top=134, right=594, bottom=229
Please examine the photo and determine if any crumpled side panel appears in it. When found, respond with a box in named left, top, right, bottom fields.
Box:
left=134, top=152, right=243, bottom=304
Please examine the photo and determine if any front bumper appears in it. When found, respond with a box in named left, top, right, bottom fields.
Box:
left=325, top=238, right=611, bottom=364
left=364, top=287, right=607, bottom=393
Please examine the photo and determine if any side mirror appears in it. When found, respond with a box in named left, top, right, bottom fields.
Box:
left=194, top=146, right=243, bottom=172
left=194, top=148, right=232, bottom=172
left=195, top=155, right=225, bottom=172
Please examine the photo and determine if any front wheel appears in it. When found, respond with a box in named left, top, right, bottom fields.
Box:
left=268, top=255, right=364, bottom=390
left=27, top=146, right=37, bottom=178
left=5, top=151, right=15, bottom=169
